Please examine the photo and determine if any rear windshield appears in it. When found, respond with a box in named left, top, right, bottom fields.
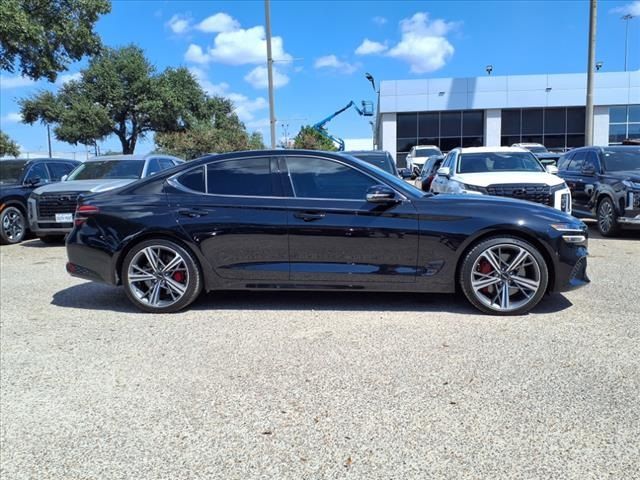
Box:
left=601, top=148, right=640, bottom=171
left=414, top=148, right=441, bottom=157
left=525, top=146, right=548, bottom=153
left=67, top=160, right=144, bottom=180
left=458, top=151, right=544, bottom=173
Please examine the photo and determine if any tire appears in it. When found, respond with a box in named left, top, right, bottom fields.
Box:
left=596, top=197, right=620, bottom=237
left=122, top=239, right=202, bottom=313
left=0, top=206, right=27, bottom=245
left=459, top=236, right=549, bottom=316
left=39, top=235, right=66, bottom=244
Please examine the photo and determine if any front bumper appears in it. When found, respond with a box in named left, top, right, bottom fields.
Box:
left=551, top=234, right=590, bottom=293
left=28, top=196, right=75, bottom=236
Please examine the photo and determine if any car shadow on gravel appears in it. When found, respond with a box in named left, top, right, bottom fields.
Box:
left=19, top=239, right=65, bottom=248
left=51, top=282, right=573, bottom=315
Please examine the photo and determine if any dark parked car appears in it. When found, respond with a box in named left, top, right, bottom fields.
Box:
left=346, top=150, right=399, bottom=176
left=66, top=150, right=589, bottom=315
left=0, top=158, right=79, bottom=244
left=512, top=143, right=561, bottom=166
left=557, top=145, right=640, bottom=236
left=414, top=155, right=444, bottom=191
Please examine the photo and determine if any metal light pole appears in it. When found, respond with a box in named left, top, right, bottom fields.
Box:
left=264, top=0, right=276, bottom=149
left=622, top=14, right=634, bottom=71
left=46, top=124, right=52, bottom=158
left=585, top=0, right=597, bottom=146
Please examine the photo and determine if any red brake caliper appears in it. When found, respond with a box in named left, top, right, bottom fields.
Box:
left=172, top=271, right=185, bottom=283
left=478, top=259, right=493, bottom=294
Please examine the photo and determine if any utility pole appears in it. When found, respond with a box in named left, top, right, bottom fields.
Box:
left=585, top=0, right=597, bottom=146
left=622, top=14, right=634, bottom=71
left=264, top=0, right=276, bottom=149
left=46, top=124, right=52, bottom=158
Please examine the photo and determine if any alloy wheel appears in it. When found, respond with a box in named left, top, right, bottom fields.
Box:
left=470, top=244, right=541, bottom=312
left=598, top=201, right=613, bottom=234
left=127, top=245, right=189, bottom=308
left=1, top=208, right=25, bottom=243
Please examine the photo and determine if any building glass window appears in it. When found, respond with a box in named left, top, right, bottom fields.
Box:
left=395, top=110, right=485, bottom=165
left=501, top=107, right=585, bottom=149
left=609, top=105, right=640, bottom=144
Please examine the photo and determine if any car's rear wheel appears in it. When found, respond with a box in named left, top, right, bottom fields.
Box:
left=122, top=239, right=202, bottom=313
left=596, top=197, right=620, bottom=237
left=460, top=236, right=548, bottom=315
left=0, top=206, right=26, bottom=245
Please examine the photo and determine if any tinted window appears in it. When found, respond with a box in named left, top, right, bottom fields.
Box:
left=567, top=151, right=586, bottom=171
left=544, top=108, right=566, bottom=134
left=25, top=163, right=50, bottom=183
left=566, top=108, right=585, bottom=133
left=349, top=153, right=395, bottom=175
left=584, top=152, right=599, bottom=172
left=522, top=109, right=543, bottom=134
left=440, top=112, right=461, bottom=137
left=601, top=148, right=640, bottom=171
left=413, top=148, right=441, bottom=157
left=557, top=154, right=572, bottom=170
left=609, top=106, right=627, bottom=123
left=0, top=160, right=28, bottom=184
left=462, top=111, right=483, bottom=136
left=67, top=160, right=144, bottom=180
left=145, top=158, right=162, bottom=176
left=458, top=152, right=544, bottom=173
left=48, top=162, right=75, bottom=181
left=501, top=110, right=521, bottom=135
left=158, top=158, right=176, bottom=170
left=418, top=112, right=439, bottom=137
left=286, top=156, right=377, bottom=200
left=629, top=105, right=640, bottom=123
left=177, top=166, right=205, bottom=192
left=207, top=158, right=273, bottom=196
left=397, top=113, right=418, bottom=138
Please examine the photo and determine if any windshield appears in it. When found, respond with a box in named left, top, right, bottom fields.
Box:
left=414, top=148, right=441, bottom=157
left=0, top=160, right=28, bottom=184
left=526, top=146, right=548, bottom=153
left=458, top=151, right=545, bottom=173
left=67, top=160, right=144, bottom=180
left=601, top=148, right=640, bottom=171
left=350, top=154, right=396, bottom=175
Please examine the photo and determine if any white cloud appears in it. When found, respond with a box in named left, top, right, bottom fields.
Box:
left=196, top=13, right=240, bottom=33
left=0, top=112, right=23, bottom=124
left=188, top=68, right=267, bottom=122
left=355, top=38, right=388, bottom=55
left=55, top=72, right=81, bottom=85
left=244, top=65, right=289, bottom=89
left=0, top=75, right=36, bottom=89
left=185, top=44, right=210, bottom=64
left=185, top=15, right=292, bottom=66
left=314, top=55, right=359, bottom=74
left=386, top=12, right=456, bottom=74
left=167, top=14, right=191, bottom=34
left=611, top=1, right=640, bottom=15
left=372, top=16, right=387, bottom=25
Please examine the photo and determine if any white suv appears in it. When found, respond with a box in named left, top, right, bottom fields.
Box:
left=430, top=146, right=571, bottom=213
left=406, top=145, right=442, bottom=176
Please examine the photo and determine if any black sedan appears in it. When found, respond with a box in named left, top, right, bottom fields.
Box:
left=66, top=150, right=590, bottom=315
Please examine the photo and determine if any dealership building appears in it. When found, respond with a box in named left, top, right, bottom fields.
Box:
left=376, top=70, right=640, bottom=166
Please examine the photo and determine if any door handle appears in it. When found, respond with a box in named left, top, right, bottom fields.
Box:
left=178, top=208, right=208, bottom=218
left=294, top=211, right=326, bottom=222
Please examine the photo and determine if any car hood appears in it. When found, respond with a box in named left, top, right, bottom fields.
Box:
left=456, top=171, right=565, bottom=187
left=32, top=179, right=136, bottom=195
left=603, top=170, right=640, bottom=183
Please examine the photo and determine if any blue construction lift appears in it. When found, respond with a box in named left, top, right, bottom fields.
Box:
left=312, top=100, right=374, bottom=151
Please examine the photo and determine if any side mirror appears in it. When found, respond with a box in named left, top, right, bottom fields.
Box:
left=366, top=185, right=399, bottom=204
left=581, top=164, right=596, bottom=175
left=25, top=176, right=42, bottom=186
left=546, top=165, right=559, bottom=175
left=399, top=168, right=412, bottom=179
left=436, top=167, right=451, bottom=178
left=61, top=174, right=68, bottom=182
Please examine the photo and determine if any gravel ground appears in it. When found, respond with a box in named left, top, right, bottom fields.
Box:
left=1, top=225, right=639, bottom=480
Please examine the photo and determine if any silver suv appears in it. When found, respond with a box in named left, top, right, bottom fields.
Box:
left=28, top=154, right=183, bottom=242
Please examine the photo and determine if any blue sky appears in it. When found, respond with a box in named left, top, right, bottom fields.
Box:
left=1, top=0, right=639, bottom=155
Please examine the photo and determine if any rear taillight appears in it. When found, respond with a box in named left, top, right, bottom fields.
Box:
left=74, top=205, right=99, bottom=226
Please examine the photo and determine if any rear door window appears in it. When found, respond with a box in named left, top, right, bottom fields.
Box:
left=207, top=157, right=274, bottom=197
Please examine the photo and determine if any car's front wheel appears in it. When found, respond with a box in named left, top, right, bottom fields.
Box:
left=0, top=206, right=27, bottom=245
left=122, top=239, right=202, bottom=313
left=460, top=236, right=549, bottom=315
left=596, top=197, right=620, bottom=237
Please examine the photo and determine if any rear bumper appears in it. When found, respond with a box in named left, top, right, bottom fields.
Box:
left=66, top=229, right=119, bottom=285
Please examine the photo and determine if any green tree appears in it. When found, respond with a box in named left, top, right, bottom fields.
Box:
left=248, top=131, right=265, bottom=150
left=0, top=130, right=20, bottom=157
left=0, top=0, right=111, bottom=82
left=19, top=46, right=208, bottom=154
left=155, top=97, right=252, bottom=160
left=293, top=126, right=337, bottom=151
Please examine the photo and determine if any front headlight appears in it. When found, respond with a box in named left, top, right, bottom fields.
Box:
left=551, top=222, right=585, bottom=232
left=450, top=180, right=485, bottom=195
left=622, top=180, right=640, bottom=189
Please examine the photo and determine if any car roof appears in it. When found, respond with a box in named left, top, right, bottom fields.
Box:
left=344, top=150, right=390, bottom=156
left=457, top=146, right=529, bottom=154
left=412, top=145, right=439, bottom=149
left=0, top=157, right=77, bottom=163
left=513, top=143, right=544, bottom=147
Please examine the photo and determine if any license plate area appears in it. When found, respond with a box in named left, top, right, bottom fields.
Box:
left=55, top=213, right=73, bottom=223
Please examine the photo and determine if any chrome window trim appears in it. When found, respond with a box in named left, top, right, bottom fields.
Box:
left=168, top=154, right=410, bottom=202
